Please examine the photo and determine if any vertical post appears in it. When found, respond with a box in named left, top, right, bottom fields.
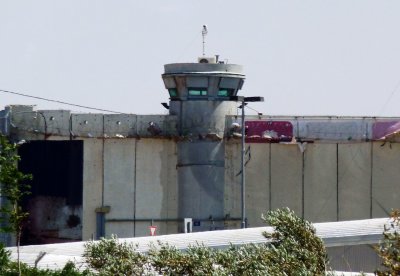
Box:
left=241, top=100, right=246, bottom=229
left=202, top=25, right=208, bottom=56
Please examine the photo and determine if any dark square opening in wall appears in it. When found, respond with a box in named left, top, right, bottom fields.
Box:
left=18, top=140, right=83, bottom=205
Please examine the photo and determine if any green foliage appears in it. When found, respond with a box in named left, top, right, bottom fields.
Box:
left=83, top=208, right=329, bottom=275
left=0, top=242, right=11, bottom=274
left=376, top=209, right=400, bottom=275
left=0, top=135, right=33, bottom=275
left=0, top=135, right=32, bottom=235
left=148, top=242, right=216, bottom=275
left=83, top=235, right=147, bottom=275
left=263, top=207, right=329, bottom=275
left=215, top=244, right=276, bottom=275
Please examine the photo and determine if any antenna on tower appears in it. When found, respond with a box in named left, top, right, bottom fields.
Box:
left=202, top=25, right=208, bottom=56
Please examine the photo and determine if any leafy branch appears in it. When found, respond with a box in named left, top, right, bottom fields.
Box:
left=0, top=135, right=32, bottom=275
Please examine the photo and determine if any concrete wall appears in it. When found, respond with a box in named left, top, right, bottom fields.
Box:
left=134, top=138, right=178, bottom=236
left=224, top=141, right=241, bottom=229
left=54, top=112, right=178, bottom=239
left=327, top=244, right=381, bottom=272
left=304, top=143, right=337, bottom=222
left=5, top=106, right=400, bottom=242
left=245, top=143, right=270, bottom=227
left=372, top=142, right=400, bottom=217
left=82, top=138, right=178, bottom=239
left=82, top=138, right=103, bottom=240
left=338, top=143, right=371, bottom=220
left=224, top=141, right=400, bottom=228
left=104, top=139, right=136, bottom=237
left=270, top=144, right=303, bottom=216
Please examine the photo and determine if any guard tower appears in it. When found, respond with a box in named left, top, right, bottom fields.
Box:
left=162, top=57, right=245, bottom=231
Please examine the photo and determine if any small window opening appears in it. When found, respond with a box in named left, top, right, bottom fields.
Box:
left=188, top=88, right=207, bottom=96
left=168, top=89, right=177, bottom=97
left=218, top=89, right=234, bottom=97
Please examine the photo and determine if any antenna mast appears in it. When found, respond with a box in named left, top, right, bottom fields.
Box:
left=202, top=25, right=208, bottom=56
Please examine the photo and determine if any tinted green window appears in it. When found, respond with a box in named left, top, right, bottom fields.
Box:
left=168, top=89, right=177, bottom=97
left=188, top=88, right=207, bottom=96
left=218, top=89, right=234, bottom=97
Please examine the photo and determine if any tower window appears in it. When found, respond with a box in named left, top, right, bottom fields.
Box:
left=218, top=89, right=234, bottom=97
left=168, top=89, right=177, bottom=97
left=188, top=88, right=207, bottom=96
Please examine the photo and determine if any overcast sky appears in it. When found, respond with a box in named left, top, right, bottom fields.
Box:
left=1, top=1, right=400, bottom=116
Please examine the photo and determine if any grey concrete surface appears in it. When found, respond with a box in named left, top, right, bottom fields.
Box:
left=223, top=141, right=241, bottom=229
left=4, top=104, right=400, bottom=242
left=245, top=143, right=270, bottom=227
left=270, top=144, right=303, bottom=216
left=372, top=142, right=400, bottom=217
left=82, top=138, right=103, bottom=240
left=338, top=143, right=372, bottom=220
left=304, top=143, right=337, bottom=222
left=104, top=139, right=136, bottom=238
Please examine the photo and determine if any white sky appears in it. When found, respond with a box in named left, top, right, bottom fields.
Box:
left=1, top=1, right=400, bottom=116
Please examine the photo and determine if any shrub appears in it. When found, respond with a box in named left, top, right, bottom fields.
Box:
left=263, top=208, right=329, bottom=275
left=376, top=209, right=400, bottom=275
left=83, top=208, right=328, bottom=275
left=83, top=235, right=147, bottom=275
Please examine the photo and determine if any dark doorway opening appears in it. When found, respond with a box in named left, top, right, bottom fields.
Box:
left=18, top=140, right=83, bottom=245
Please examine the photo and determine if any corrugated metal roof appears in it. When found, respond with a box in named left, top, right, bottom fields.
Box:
left=7, top=218, right=389, bottom=271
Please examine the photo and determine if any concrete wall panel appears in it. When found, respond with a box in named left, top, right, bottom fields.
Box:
left=135, top=139, right=177, bottom=236
left=327, top=245, right=380, bottom=273
left=298, top=120, right=367, bottom=141
left=304, top=144, right=337, bottom=222
left=106, top=222, right=135, bottom=238
left=104, top=114, right=137, bottom=138
left=224, top=141, right=241, bottom=228
left=338, top=143, right=371, bottom=220
left=245, top=143, right=270, bottom=227
left=134, top=221, right=169, bottom=237
left=372, top=142, right=400, bottom=217
left=82, top=139, right=103, bottom=240
left=71, top=114, right=103, bottom=138
left=10, top=109, right=71, bottom=140
left=270, top=144, right=302, bottom=216
left=104, top=139, right=135, bottom=221
left=136, top=115, right=178, bottom=137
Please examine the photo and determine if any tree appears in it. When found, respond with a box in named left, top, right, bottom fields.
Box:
left=376, top=209, right=400, bottom=275
left=263, top=208, right=329, bottom=275
left=0, top=135, right=32, bottom=275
